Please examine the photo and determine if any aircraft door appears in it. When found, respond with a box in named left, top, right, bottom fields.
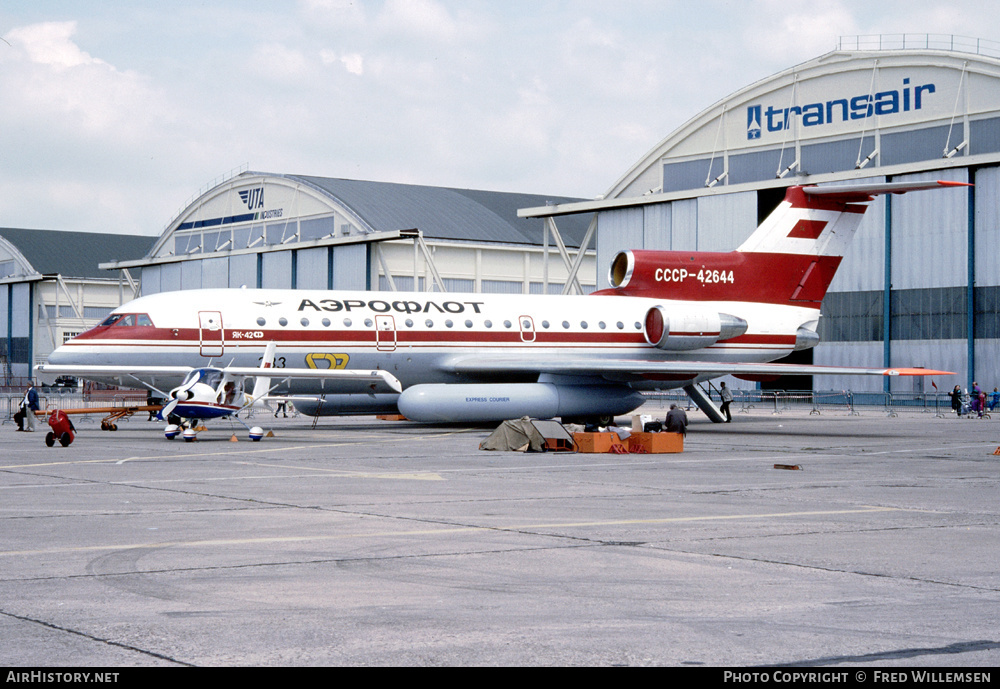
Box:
left=375, top=315, right=397, bottom=351
left=198, top=311, right=225, bottom=357
left=519, top=315, right=536, bottom=343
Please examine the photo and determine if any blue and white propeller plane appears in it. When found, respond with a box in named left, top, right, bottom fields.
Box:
left=36, top=180, right=963, bottom=430
left=44, top=341, right=400, bottom=441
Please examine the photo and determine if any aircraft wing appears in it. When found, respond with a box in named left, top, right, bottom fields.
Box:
left=35, top=364, right=196, bottom=385
left=441, top=355, right=953, bottom=380
left=221, top=366, right=403, bottom=393
left=36, top=364, right=402, bottom=394
left=36, top=364, right=196, bottom=377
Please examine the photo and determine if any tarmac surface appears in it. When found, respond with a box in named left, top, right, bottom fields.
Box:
left=1, top=401, right=999, bottom=667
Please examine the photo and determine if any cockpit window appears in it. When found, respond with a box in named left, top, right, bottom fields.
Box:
left=201, top=370, right=224, bottom=390
left=102, top=313, right=154, bottom=328
left=184, top=369, right=224, bottom=389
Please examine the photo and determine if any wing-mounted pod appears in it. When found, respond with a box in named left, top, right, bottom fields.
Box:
left=643, top=306, right=748, bottom=351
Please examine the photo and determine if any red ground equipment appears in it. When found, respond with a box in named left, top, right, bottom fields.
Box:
left=46, top=410, right=76, bottom=447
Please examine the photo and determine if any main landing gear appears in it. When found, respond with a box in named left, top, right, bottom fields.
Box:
left=163, top=423, right=266, bottom=442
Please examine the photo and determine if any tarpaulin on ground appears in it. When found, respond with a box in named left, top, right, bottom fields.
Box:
left=479, top=417, right=547, bottom=452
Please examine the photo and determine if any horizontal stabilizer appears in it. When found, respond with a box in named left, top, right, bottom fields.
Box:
left=803, top=179, right=971, bottom=202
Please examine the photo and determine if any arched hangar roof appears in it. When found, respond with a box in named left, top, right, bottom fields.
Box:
left=607, top=40, right=1000, bottom=199
left=147, top=172, right=591, bottom=260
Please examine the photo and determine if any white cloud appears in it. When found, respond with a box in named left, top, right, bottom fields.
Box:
left=6, top=21, right=105, bottom=69
left=249, top=43, right=314, bottom=82
left=1, top=1, right=998, bottom=233
left=375, top=0, right=461, bottom=42
left=740, top=0, right=858, bottom=67
left=341, top=53, right=364, bottom=75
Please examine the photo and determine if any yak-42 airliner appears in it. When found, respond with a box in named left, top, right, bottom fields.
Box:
left=38, top=180, right=962, bottom=427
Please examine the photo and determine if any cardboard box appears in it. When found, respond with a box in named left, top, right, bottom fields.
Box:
left=573, top=432, right=627, bottom=453
left=627, top=432, right=684, bottom=454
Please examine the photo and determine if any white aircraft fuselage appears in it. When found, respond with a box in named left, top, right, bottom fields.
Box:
left=42, top=181, right=964, bottom=423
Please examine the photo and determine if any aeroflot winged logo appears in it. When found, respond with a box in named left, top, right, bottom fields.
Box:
left=747, top=77, right=937, bottom=139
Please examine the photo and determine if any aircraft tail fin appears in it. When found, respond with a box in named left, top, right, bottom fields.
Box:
left=604, top=180, right=969, bottom=308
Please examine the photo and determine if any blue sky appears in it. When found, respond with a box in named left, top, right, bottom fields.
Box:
left=1, top=0, right=996, bottom=234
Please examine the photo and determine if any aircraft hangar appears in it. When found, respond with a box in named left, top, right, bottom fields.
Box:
left=525, top=35, right=1000, bottom=394
left=1, top=229, right=152, bottom=382
left=101, top=173, right=596, bottom=301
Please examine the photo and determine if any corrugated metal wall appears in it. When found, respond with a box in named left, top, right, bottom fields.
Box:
left=201, top=257, right=229, bottom=289
left=9, top=282, right=31, bottom=378
left=826, top=181, right=886, bottom=293
left=975, top=167, right=1000, bottom=286
left=891, top=169, right=970, bottom=290
left=332, top=244, right=368, bottom=290
left=671, top=199, right=698, bottom=251
left=642, top=204, right=672, bottom=250
left=812, top=341, right=884, bottom=393
left=695, top=192, right=757, bottom=251
left=261, top=251, right=292, bottom=290
left=296, top=247, right=330, bottom=290
left=596, top=208, right=643, bottom=289
left=228, top=255, right=256, bottom=289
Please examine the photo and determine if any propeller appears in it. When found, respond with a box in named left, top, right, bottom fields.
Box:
left=160, top=397, right=180, bottom=420
left=160, top=382, right=195, bottom=421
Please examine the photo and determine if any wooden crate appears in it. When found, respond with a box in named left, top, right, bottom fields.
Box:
left=573, top=432, right=627, bottom=453
left=627, top=432, right=684, bottom=454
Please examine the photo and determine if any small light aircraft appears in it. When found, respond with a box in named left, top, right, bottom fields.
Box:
left=42, top=341, right=400, bottom=441
left=37, top=180, right=962, bottom=425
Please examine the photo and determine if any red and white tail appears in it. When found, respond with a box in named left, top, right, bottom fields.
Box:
left=604, top=180, right=970, bottom=308
left=739, top=180, right=969, bottom=257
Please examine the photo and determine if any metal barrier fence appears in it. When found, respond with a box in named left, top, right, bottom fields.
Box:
left=1, top=392, right=300, bottom=426
left=2, top=389, right=994, bottom=425
left=1, top=391, right=154, bottom=427
left=640, top=389, right=996, bottom=419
